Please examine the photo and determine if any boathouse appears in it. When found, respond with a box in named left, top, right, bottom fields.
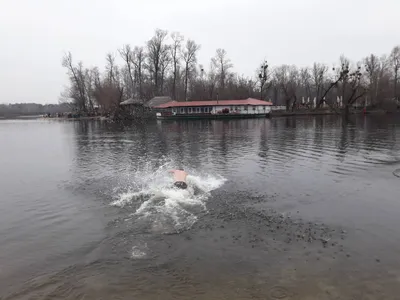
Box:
left=154, top=98, right=273, bottom=119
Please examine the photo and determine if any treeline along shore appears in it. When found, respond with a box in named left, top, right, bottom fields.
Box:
left=0, top=103, right=70, bottom=118
left=60, top=28, right=400, bottom=119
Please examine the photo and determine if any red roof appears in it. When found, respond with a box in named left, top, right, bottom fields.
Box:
left=154, top=98, right=273, bottom=108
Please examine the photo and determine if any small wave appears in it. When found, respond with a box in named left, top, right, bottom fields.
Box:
left=131, top=244, right=147, bottom=259
left=111, top=190, right=151, bottom=207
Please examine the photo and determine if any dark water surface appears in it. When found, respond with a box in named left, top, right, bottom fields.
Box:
left=1, top=116, right=400, bottom=299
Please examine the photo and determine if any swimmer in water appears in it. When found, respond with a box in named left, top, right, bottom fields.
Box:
left=169, top=168, right=188, bottom=189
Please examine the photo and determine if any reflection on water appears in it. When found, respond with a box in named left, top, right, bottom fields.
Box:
left=1, top=115, right=400, bottom=299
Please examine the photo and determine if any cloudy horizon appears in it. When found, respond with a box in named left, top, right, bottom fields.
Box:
left=1, top=0, right=399, bottom=104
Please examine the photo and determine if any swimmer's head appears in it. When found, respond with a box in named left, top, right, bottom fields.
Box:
left=178, top=167, right=184, bottom=171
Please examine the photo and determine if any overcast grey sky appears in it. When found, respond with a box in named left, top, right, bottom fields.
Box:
left=0, top=0, right=399, bottom=104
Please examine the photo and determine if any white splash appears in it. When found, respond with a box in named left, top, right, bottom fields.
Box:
left=110, top=160, right=226, bottom=233
left=111, top=189, right=151, bottom=207
left=131, top=244, right=147, bottom=259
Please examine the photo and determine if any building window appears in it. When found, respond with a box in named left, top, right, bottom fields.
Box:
left=180, top=108, right=185, bottom=114
left=196, top=107, right=201, bottom=113
left=188, top=107, right=192, bottom=113
left=253, top=106, right=256, bottom=110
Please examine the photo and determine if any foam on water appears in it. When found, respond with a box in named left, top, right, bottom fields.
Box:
left=110, top=159, right=226, bottom=233
left=131, top=243, right=148, bottom=259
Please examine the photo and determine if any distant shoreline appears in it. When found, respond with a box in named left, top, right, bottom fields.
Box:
left=47, top=116, right=108, bottom=121
left=0, top=115, right=44, bottom=120
left=0, top=115, right=108, bottom=121
left=270, top=109, right=392, bottom=117
left=1, top=109, right=397, bottom=121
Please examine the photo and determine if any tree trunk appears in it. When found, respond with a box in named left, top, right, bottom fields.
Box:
left=138, top=66, right=143, bottom=99
left=317, top=81, right=338, bottom=108
left=291, top=95, right=297, bottom=112
left=273, top=87, right=278, bottom=105
left=172, top=65, right=177, bottom=100
left=127, top=64, right=134, bottom=98
left=154, top=73, right=158, bottom=96
left=285, top=97, right=291, bottom=111
left=184, top=66, right=189, bottom=101
left=343, top=104, right=350, bottom=120
left=160, top=69, right=165, bottom=95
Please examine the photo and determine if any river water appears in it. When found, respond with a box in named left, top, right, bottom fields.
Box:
left=1, top=116, right=400, bottom=299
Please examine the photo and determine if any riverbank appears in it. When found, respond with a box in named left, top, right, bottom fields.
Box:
left=271, top=110, right=337, bottom=117
left=1, top=109, right=397, bottom=121
left=271, top=108, right=394, bottom=117
left=47, top=116, right=108, bottom=121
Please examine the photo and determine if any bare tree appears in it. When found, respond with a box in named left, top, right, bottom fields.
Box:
left=274, top=65, right=300, bottom=111
left=62, top=52, right=88, bottom=112
left=105, top=53, right=117, bottom=84
left=377, top=55, right=391, bottom=101
left=239, top=76, right=258, bottom=99
left=131, top=46, right=146, bottom=99
left=93, top=83, right=124, bottom=115
left=93, top=53, right=124, bottom=115
left=147, top=29, right=168, bottom=96
left=390, top=46, right=400, bottom=99
left=338, top=55, right=351, bottom=101
left=315, top=56, right=351, bottom=108
left=258, top=61, right=272, bottom=100
left=170, top=32, right=184, bottom=100
left=205, top=61, right=218, bottom=100
left=364, top=53, right=381, bottom=105
left=182, top=39, right=201, bottom=101
left=318, top=59, right=367, bottom=118
left=300, top=67, right=312, bottom=104
left=84, top=68, right=96, bottom=111
left=118, top=44, right=134, bottom=98
left=311, top=63, right=328, bottom=102
left=342, top=64, right=367, bottom=118
left=212, top=48, right=233, bottom=97
left=160, top=45, right=171, bottom=96
left=91, top=66, right=101, bottom=88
